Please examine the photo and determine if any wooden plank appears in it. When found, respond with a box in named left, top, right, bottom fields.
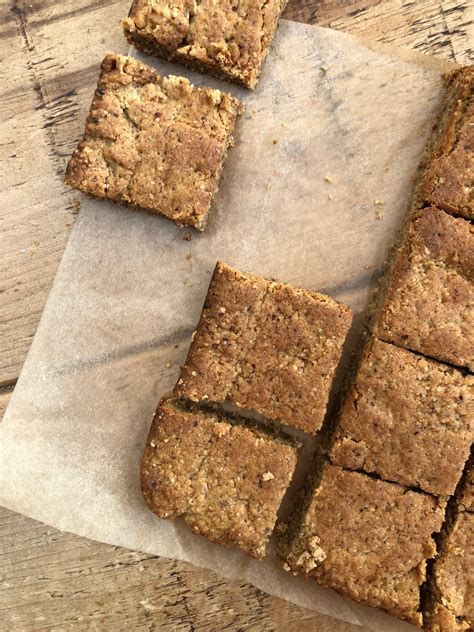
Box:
left=0, top=0, right=127, bottom=385
left=326, top=0, right=473, bottom=64
left=0, top=506, right=363, bottom=631
left=284, top=0, right=385, bottom=24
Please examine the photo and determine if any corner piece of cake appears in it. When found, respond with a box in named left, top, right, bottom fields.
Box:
left=173, top=261, right=352, bottom=433
left=278, top=463, right=446, bottom=627
left=141, top=398, right=299, bottom=559
left=122, top=0, right=287, bottom=89
left=65, top=53, right=243, bottom=230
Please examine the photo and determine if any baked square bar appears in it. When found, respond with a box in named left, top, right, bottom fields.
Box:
left=122, top=0, right=287, bottom=89
left=417, top=67, right=473, bottom=221
left=425, top=511, right=473, bottom=632
left=330, top=338, right=473, bottom=497
left=278, top=464, right=446, bottom=626
left=141, top=399, right=298, bottom=559
left=173, top=261, right=352, bottom=433
left=65, top=53, right=243, bottom=230
left=373, top=206, right=474, bottom=371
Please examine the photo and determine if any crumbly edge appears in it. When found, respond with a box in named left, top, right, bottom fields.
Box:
left=421, top=452, right=474, bottom=630
left=122, top=0, right=288, bottom=89
left=413, top=67, right=474, bottom=219
left=278, top=461, right=448, bottom=628
left=218, top=260, right=352, bottom=317
left=65, top=53, right=244, bottom=229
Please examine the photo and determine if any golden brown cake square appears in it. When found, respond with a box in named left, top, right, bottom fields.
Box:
left=330, top=338, right=473, bottom=497
left=122, top=0, right=287, bottom=89
left=173, top=261, right=352, bottom=433
left=279, top=464, right=446, bottom=626
left=65, top=54, right=243, bottom=229
left=373, top=206, right=474, bottom=371
left=141, top=399, right=298, bottom=559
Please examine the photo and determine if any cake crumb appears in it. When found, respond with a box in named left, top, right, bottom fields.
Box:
left=275, top=521, right=288, bottom=535
left=324, top=175, right=333, bottom=183
left=262, top=471, right=275, bottom=481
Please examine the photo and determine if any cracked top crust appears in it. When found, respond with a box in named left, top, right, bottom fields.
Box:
left=280, top=464, right=446, bottom=626
left=173, top=261, right=352, bottom=433
left=426, top=511, right=473, bottom=632
left=122, top=0, right=287, bottom=88
left=141, top=398, right=298, bottom=559
left=417, top=67, right=474, bottom=220
left=65, top=53, right=243, bottom=229
left=330, top=338, right=474, bottom=497
left=373, top=206, right=474, bottom=371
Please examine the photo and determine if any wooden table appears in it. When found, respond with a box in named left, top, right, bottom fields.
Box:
left=1, top=1, right=472, bottom=628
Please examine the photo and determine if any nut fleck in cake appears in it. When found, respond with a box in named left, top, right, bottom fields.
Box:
left=141, top=399, right=298, bottom=559
left=373, top=206, right=474, bottom=371
left=173, top=261, right=352, bottom=433
left=65, top=54, right=243, bottom=230
left=122, top=0, right=287, bottom=89
left=417, top=68, right=474, bottom=221
left=330, top=338, right=473, bottom=497
left=279, top=463, right=446, bottom=626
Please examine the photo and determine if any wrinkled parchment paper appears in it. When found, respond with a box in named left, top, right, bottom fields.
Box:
left=1, top=21, right=454, bottom=631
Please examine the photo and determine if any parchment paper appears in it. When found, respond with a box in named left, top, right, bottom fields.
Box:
left=1, top=21, right=455, bottom=631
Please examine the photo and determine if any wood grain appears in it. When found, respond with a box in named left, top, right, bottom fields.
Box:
left=0, top=507, right=364, bottom=631
left=1, top=0, right=473, bottom=629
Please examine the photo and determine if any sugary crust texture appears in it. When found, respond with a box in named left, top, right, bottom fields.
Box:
left=417, top=68, right=474, bottom=220
left=122, top=0, right=287, bottom=89
left=426, top=512, right=473, bottom=632
left=65, top=53, right=243, bottom=229
left=280, top=464, right=446, bottom=626
left=373, top=206, right=474, bottom=371
left=141, top=399, right=298, bottom=559
left=330, top=339, right=474, bottom=497
left=173, top=261, right=352, bottom=433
